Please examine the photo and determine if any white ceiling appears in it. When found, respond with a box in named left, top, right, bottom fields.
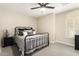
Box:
left=0, top=3, right=79, bottom=18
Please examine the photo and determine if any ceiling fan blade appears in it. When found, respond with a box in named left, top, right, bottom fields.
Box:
left=38, top=3, right=43, bottom=6
left=31, top=7, right=41, bottom=9
left=45, top=6, right=55, bottom=9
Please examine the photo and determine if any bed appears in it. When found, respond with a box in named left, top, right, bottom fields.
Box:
left=14, top=27, right=49, bottom=56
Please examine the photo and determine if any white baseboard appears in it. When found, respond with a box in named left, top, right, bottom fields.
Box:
left=49, top=41, right=55, bottom=44
left=56, top=40, right=74, bottom=47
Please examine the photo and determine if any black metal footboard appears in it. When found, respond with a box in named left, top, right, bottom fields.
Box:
left=24, top=33, right=49, bottom=55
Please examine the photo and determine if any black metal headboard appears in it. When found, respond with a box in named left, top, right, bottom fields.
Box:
left=15, top=27, right=34, bottom=36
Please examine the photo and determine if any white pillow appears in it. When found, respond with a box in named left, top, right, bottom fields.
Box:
left=23, top=31, right=28, bottom=36
left=33, top=31, right=36, bottom=34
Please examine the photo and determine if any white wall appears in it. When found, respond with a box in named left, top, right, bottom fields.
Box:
left=37, top=9, right=79, bottom=46
left=55, top=13, right=67, bottom=45
left=37, top=14, right=55, bottom=43
left=56, top=9, right=79, bottom=46
left=0, top=8, right=37, bottom=46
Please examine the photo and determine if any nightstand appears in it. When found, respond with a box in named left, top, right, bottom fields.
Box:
left=75, top=35, right=79, bottom=50
left=3, top=36, right=15, bottom=47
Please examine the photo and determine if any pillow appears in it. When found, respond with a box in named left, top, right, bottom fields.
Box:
left=24, top=30, right=33, bottom=35
left=23, top=31, right=28, bottom=36
left=18, top=30, right=23, bottom=36
left=33, top=31, right=36, bottom=34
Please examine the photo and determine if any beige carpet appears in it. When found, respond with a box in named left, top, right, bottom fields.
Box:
left=1, top=43, right=79, bottom=56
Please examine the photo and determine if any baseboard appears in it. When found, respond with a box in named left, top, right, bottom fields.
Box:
left=49, top=41, right=55, bottom=44
left=56, top=40, right=74, bottom=47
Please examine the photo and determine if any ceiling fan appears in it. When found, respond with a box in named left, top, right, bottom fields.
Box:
left=31, top=3, right=55, bottom=10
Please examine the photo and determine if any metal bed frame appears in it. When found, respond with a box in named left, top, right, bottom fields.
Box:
left=15, top=27, right=49, bottom=56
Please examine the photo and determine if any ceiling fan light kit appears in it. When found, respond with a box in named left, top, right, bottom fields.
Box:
left=31, top=3, right=55, bottom=10
left=40, top=7, right=46, bottom=11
